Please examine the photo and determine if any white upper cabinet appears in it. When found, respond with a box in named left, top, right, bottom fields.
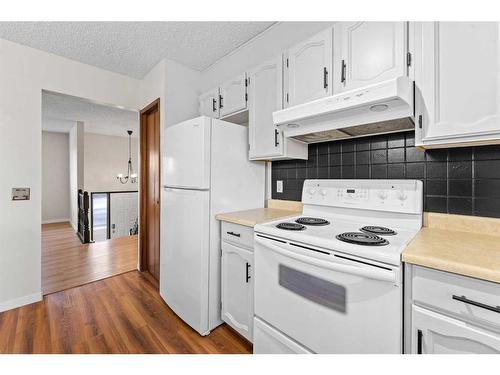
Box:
left=199, top=88, right=220, bottom=119
left=285, top=28, right=333, bottom=107
left=219, top=72, right=248, bottom=118
left=248, top=56, right=283, bottom=159
left=335, top=22, right=408, bottom=93
left=248, top=55, right=308, bottom=160
left=415, top=22, right=500, bottom=148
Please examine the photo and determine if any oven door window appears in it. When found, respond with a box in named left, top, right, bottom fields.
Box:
left=279, top=264, right=346, bottom=313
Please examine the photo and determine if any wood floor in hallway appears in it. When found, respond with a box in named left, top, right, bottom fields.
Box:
left=42, top=222, right=138, bottom=295
left=0, top=271, right=252, bottom=354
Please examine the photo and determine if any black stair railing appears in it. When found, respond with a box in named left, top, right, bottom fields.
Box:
left=77, top=189, right=91, bottom=243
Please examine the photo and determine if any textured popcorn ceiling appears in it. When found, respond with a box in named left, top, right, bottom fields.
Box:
left=0, top=22, right=276, bottom=78
left=42, top=91, right=139, bottom=138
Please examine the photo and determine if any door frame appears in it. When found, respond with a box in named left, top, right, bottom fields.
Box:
left=139, top=98, right=161, bottom=277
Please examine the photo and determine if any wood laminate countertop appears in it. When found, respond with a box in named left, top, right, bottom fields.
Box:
left=216, top=208, right=301, bottom=227
left=403, top=227, right=500, bottom=284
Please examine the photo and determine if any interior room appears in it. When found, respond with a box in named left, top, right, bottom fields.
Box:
left=41, top=91, right=140, bottom=295
left=0, top=5, right=499, bottom=367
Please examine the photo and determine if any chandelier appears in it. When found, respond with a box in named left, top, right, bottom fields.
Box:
left=117, top=130, right=137, bottom=184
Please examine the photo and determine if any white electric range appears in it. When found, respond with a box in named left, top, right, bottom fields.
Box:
left=253, top=179, right=423, bottom=354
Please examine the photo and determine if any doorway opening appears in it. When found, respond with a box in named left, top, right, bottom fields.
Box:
left=139, top=99, right=161, bottom=288
left=41, top=90, right=140, bottom=295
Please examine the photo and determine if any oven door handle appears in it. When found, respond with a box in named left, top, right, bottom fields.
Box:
left=255, top=237, right=397, bottom=283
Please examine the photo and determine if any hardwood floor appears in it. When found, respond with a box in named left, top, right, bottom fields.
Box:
left=42, top=222, right=138, bottom=295
left=0, top=271, right=252, bottom=354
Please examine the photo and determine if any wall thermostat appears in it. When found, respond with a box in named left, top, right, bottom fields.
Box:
left=12, top=188, right=30, bottom=201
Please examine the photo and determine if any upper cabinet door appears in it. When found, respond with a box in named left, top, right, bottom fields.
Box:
left=219, top=73, right=247, bottom=118
left=199, top=88, right=219, bottom=119
left=336, top=22, right=407, bottom=93
left=248, top=55, right=283, bottom=159
left=285, top=28, right=333, bottom=107
left=415, top=22, right=500, bottom=147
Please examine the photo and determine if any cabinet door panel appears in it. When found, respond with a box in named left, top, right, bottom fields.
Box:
left=248, top=55, right=283, bottom=159
left=412, top=305, right=500, bottom=354
left=286, top=28, right=333, bottom=107
left=338, top=22, right=407, bottom=92
left=415, top=22, right=500, bottom=146
left=221, top=242, right=254, bottom=342
left=199, top=88, right=219, bottom=118
left=219, top=73, right=247, bottom=117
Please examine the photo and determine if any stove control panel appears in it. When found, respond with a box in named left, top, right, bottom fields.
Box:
left=302, top=179, right=423, bottom=214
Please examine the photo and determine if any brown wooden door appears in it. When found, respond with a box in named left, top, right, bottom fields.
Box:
left=140, top=99, right=161, bottom=285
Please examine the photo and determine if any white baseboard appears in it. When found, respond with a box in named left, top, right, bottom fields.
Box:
left=70, top=221, right=78, bottom=232
left=42, top=218, right=70, bottom=224
left=0, top=292, right=42, bottom=313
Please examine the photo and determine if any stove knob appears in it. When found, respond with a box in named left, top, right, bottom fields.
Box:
left=397, top=190, right=408, bottom=201
left=319, top=189, right=328, bottom=197
left=308, top=188, right=316, bottom=195
left=378, top=190, right=388, bottom=200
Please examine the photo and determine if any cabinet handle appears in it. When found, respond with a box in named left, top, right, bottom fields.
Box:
left=226, top=231, right=240, bottom=237
left=323, top=67, right=328, bottom=89
left=341, top=59, right=346, bottom=84
left=219, top=94, right=224, bottom=109
left=417, top=329, right=423, bottom=354
left=246, top=262, right=251, bottom=283
left=452, top=295, right=500, bottom=314
left=212, top=98, right=217, bottom=112
left=274, top=129, right=280, bottom=147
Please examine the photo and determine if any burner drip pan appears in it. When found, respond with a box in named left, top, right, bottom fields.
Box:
left=361, top=226, right=397, bottom=236
left=336, top=232, right=389, bottom=246
left=296, top=217, right=330, bottom=226
left=276, top=222, right=306, bottom=231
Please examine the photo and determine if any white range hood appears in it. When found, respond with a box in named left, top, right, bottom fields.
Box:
left=273, top=76, right=415, bottom=143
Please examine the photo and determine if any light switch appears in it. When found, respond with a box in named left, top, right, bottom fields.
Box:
left=12, top=187, right=30, bottom=201
left=276, top=180, right=283, bottom=193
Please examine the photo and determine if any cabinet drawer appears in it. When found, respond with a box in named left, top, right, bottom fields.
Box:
left=221, top=221, right=254, bottom=250
left=412, top=266, right=500, bottom=331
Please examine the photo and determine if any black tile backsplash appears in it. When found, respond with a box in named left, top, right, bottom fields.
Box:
left=271, top=131, right=500, bottom=218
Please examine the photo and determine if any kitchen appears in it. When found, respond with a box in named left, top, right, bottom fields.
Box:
left=0, top=3, right=499, bottom=371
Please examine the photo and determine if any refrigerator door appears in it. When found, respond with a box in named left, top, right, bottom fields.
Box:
left=160, top=187, right=211, bottom=335
left=163, top=116, right=211, bottom=189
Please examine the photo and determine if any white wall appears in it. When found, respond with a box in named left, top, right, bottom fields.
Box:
left=84, top=132, right=139, bottom=193
left=0, top=37, right=141, bottom=312
left=42, top=131, right=70, bottom=223
left=199, top=22, right=335, bottom=92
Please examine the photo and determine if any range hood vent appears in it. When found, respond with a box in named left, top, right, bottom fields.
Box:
left=273, top=76, right=414, bottom=144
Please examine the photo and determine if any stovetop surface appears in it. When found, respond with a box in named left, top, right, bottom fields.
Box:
left=255, top=215, right=419, bottom=266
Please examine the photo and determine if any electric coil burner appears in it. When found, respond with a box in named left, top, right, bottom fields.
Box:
left=360, top=226, right=397, bottom=236
left=336, top=232, right=389, bottom=246
left=295, top=217, right=330, bottom=226
left=276, top=222, right=306, bottom=231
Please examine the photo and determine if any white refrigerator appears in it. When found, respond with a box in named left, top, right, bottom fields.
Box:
left=161, top=116, right=265, bottom=335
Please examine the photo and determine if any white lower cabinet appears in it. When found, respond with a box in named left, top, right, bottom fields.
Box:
left=408, top=265, right=500, bottom=354
left=412, top=305, right=500, bottom=354
left=221, top=223, right=254, bottom=342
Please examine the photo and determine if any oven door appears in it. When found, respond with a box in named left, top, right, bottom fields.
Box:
left=254, top=235, right=402, bottom=354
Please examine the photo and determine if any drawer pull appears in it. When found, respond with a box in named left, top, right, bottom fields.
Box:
left=452, top=295, right=500, bottom=314
left=227, top=231, right=241, bottom=238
